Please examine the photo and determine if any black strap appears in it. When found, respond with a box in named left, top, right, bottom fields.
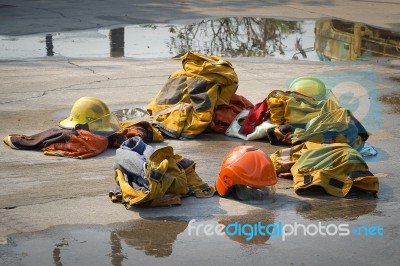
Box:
left=349, top=170, right=374, bottom=179
left=304, top=175, right=313, bottom=185
left=329, top=178, right=344, bottom=188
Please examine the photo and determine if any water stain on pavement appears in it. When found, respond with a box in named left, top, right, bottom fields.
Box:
left=295, top=198, right=378, bottom=221
left=379, top=94, right=400, bottom=113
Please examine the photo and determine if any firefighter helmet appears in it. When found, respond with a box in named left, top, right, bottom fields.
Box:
left=288, top=77, right=327, bottom=100
left=59, top=96, right=118, bottom=134
left=216, top=145, right=277, bottom=197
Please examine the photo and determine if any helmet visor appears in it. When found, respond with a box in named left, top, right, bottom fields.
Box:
left=87, top=113, right=121, bottom=137
left=233, top=185, right=276, bottom=202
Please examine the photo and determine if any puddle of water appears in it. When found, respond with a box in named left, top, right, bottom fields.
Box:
left=1, top=17, right=399, bottom=61
left=1, top=215, right=272, bottom=266
left=1, top=204, right=395, bottom=265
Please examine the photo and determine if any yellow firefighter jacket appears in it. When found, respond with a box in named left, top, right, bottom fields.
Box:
left=270, top=141, right=379, bottom=197
left=147, top=51, right=238, bottom=139
left=267, top=90, right=324, bottom=126
left=113, top=145, right=215, bottom=207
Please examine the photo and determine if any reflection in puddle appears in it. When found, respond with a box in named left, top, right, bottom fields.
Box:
left=296, top=198, right=378, bottom=221
left=315, top=19, right=400, bottom=61
left=218, top=208, right=276, bottom=245
left=1, top=203, right=390, bottom=265
left=1, top=17, right=399, bottom=61
left=45, top=34, right=54, bottom=56
left=52, top=238, right=68, bottom=266
left=110, top=28, right=125, bottom=58
left=109, top=232, right=126, bottom=266
left=112, top=218, right=188, bottom=258
left=2, top=219, right=189, bottom=265
left=1, top=212, right=277, bottom=265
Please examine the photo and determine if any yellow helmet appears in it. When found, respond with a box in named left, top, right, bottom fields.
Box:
left=59, top=96, right=118, bottom=134
left=288, top=77, right=327, bottom=101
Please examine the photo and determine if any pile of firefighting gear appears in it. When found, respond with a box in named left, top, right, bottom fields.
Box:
left=3, top=51, right=379, bottom=206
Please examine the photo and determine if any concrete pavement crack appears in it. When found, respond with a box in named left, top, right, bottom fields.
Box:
left=285, top=5, right=330, bottom=18
left=34, top=7, right=71, bottom=20
left=0, top=58, right=114, bottom=104
left=0, top=80, right=110, bottom=104
left=0, top=196, right=81, bottom=209
left=26, top=5, right=83, bottom=23
left=67, top=60, right=111, bottom=81
left=1, top=206, right=17, bottom=210
left=25, top=4, right=106, bottom=32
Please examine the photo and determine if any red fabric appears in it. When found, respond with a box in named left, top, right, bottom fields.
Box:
left=241, top=99, right=269, bottom=134
left=42, top=129, right=108, bottom=159
left=209, top=94, right=254, bottom=134
left=107, top=123, right=154, bottom=148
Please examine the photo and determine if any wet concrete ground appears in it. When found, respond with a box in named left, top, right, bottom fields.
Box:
left=1, top=1, right=400, bottom=266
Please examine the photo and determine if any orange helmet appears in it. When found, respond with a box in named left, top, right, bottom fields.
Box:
left=216, top=146, right=277, bottom=197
